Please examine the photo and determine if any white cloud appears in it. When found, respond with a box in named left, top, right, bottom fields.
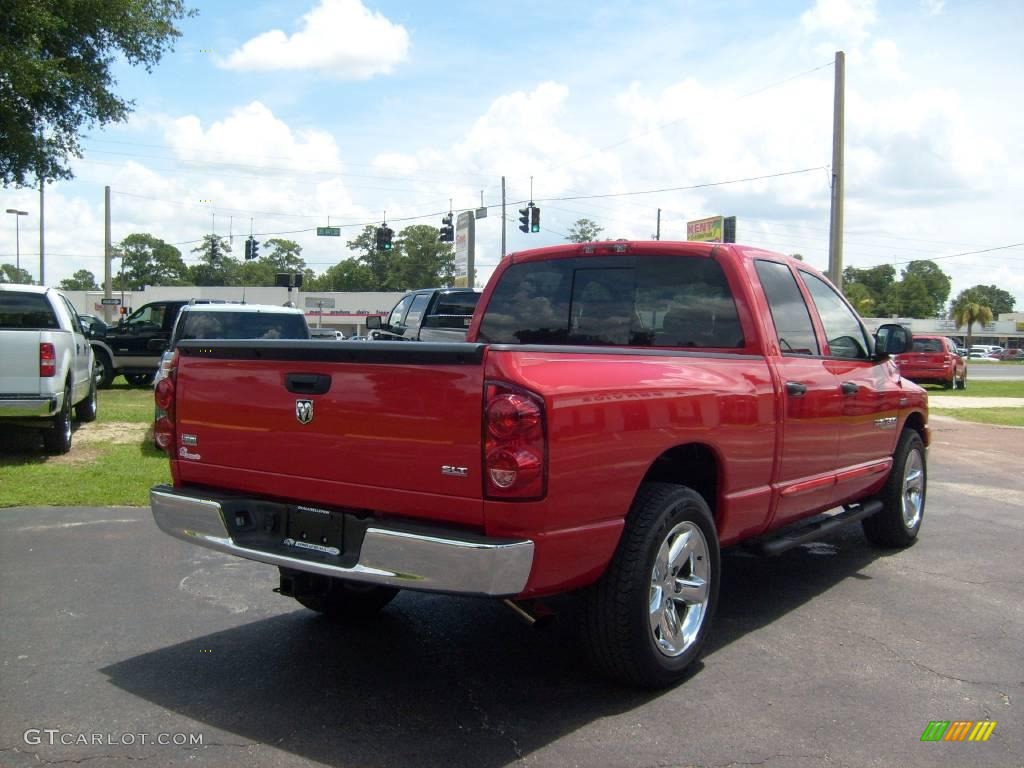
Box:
left=801, top=0, right=877, bottom=44
left=220, top=0, right=409, bottom=79
left=165, top=101, right=343, bottom=175
left=919, top=0, right=945, bottom=16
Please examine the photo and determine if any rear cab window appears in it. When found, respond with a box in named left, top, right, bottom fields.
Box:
left=477, top=254, right=744, bottom=349
left=174, top=311, right=309, bottom=344
left=0, top=292, right=59, bottom=330
left=425, top=292, right=480, bottom=329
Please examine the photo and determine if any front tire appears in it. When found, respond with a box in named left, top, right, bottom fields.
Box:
left=43, top=383, right=73, bottom=454
left=94, top=350, right=114, bottom=389
left=862, top=429, right=926, bottom=548
left=578, top=482, right=720, bottom=688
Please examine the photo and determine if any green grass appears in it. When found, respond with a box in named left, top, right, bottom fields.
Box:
left=917, top=380, right=1024, bottom=397
left=0, top=376, right=170, bottom=507
left=931, top=408, right=1024, bottom=427
left=98, top=379, right=158, bottom=422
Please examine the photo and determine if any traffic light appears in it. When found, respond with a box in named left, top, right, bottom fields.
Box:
left=530, top=205, right=541, bottom=233
left=439, top=214, right=454, bottom=242
left=375, top=225, right=393, bottom=251
left=244, top=236, right=260, bottom=260
left=244, top=239, right=251, bottom=259
left=210, top=238, right=220, bottom=261
left=518, top=205, right=531, bottom=233
left=251, top=238, right=259, bottom=259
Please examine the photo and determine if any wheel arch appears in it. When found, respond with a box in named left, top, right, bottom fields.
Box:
left=637, top=442, right=722, bottom=527
left=902, top=410, right=928, bottom=445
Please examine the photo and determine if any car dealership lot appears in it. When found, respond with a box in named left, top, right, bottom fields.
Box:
left=1, top=417, right=1020, bottom=768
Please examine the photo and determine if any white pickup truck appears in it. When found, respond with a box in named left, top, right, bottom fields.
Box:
left=0, top=284, right=97, bottom=453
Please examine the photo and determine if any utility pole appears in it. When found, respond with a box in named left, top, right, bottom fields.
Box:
left=656, top=208, right=661, bottom=241
left=39, top=178, right=45, bottom=285
left=501, top=176, right=506, bottom=257
left=104, top=186, right=113, bottom=323
left=828, top=50, right=846, bottom=291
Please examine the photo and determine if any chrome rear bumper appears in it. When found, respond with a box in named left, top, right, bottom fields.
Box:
left=150, top=486, right=534, bottom=597
left=0, top=395, right=58, bottom=418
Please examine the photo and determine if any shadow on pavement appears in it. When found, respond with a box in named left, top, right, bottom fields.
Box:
left=101, top=525, right=896, bottom=767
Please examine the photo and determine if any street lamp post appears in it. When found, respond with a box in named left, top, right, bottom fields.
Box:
left=5, top=208, right=28, bottom=273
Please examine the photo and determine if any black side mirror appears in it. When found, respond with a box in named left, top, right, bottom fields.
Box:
left=365, top=315, right=382, bottom=330
left=874, top=323, right=912, bottom=358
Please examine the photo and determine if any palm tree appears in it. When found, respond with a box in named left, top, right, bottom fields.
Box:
left=951, top=300, right=994, bottom=355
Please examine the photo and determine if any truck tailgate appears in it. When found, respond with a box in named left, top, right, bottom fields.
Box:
left=0, top=330, right=43, bottom=394
left=173, top=341, right=487, bottom=519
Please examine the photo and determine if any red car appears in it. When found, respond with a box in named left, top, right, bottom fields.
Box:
left=895, top=335, right=966, bottom=389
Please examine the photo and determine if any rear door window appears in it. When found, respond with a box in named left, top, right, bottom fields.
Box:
left=403, top=293, right=432, bottom=330
left=476, top=254, right=743, bottom=348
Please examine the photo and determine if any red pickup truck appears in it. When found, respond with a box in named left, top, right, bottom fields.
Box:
left=150, top=241, right=927, bottom=687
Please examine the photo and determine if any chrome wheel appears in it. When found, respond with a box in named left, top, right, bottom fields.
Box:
left=901, top=449, right=925, bottom=529
left=649, top=521, right=711, bottom=657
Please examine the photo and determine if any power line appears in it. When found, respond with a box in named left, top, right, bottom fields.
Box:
left=894, top=242, right=1024, bottom=265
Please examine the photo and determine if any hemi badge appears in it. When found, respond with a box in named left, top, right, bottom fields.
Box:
left=442, top=465, right=469, bottom=478
left=181, top=434, right=198, bottom=446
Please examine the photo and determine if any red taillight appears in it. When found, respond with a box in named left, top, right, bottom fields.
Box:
left=153, top=351, right=179, bottom=452
left=39, top=343, right=56, bottom=377
left=484, top=382, right=546, bottom=499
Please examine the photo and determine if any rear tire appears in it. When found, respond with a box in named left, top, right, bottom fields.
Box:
left=43, top=384, right=73, bottom=455
left=75, top=376, right=98, bottom=423
left=862, top=429, right=926, bottom=548
left=577, top=482, right=720, bottom=688
left=291, top=574, right=399, bottom=619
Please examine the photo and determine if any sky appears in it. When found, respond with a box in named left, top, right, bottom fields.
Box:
left=3, top=0, right=1023, bottom=313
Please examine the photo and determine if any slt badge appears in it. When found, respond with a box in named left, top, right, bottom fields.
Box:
left=296, top=399, right=314, bottom=425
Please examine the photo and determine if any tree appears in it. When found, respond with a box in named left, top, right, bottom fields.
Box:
left=189, top=235, right=238, bottom=286
left=843, top=264, right=897, bottom=314
left=900, top=260, right=950, bottom=318
left=954, top=285, right=1015, bottom=319
left=116, top=233, right=189, bottom=289
left=317, top=259, right=375, bottom=291
left=0, top=1, right=194, bottom=187
left=347, top=225, right=399, bottom=290
left=891, top=274, right=935, bottom=319
left=393, top=225, right=455, bottom=289
left=0, top=263, right=33, bottom=284
left=59, top=269, right=99, bottom=291
left=843, top=283, right=875, bottom=315
left=566, top=218, right=604, bottom=243
left=951, top=298, right=994, bottom=353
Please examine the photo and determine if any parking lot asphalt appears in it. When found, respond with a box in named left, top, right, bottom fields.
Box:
left=1, top=416, right=1021, bottom=768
